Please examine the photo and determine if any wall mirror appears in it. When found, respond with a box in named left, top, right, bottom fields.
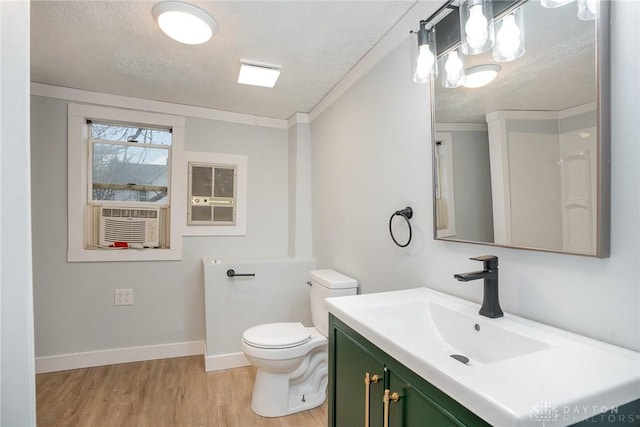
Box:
left=430, top=0, right=610, bottom=257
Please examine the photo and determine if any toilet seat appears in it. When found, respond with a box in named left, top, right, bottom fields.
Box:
left=243, top=322, right=311, bottom=349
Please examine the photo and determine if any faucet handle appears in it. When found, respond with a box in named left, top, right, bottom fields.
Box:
left=470, top=255, right=498, bottom=270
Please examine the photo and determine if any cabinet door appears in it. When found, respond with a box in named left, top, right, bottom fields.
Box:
left=387, top=369, right=466, bottom=427
left=333, top=327, right=385, bottom=427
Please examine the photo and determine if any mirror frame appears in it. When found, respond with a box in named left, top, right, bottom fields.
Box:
left=430, top=0, right=610, bottom=258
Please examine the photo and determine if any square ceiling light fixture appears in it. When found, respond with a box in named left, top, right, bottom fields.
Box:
left=237, top=61, right=281, bottom=88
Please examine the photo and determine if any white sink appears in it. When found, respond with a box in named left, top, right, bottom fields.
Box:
left=326, top=287, right=640, bottom=426
left=359, top=299, right=551, bottom=365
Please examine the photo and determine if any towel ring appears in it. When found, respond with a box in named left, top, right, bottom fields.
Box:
left=389, top=207, right=413, bottom=248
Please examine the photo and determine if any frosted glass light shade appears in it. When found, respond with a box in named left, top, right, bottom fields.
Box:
left=578, top=0, right=597, bottom=20
left=153, top=2, right=217, bottom=45
left=493, top=8, right=525, bottom=62
left=459, top=0, right=494, bottom=55
left=442, top=50, right=466, bottom=88
left=411, top=23, right=438, bottom=84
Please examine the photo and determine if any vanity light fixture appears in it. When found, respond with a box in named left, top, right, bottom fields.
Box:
left=412, top=0, right=530, bottom=89
left=463, top=64, right=501, bottom=88
left=237, top=61, right=282, bottom=88
left=493, top=7, right=525, bottom=62
left=459, top=0, right=494, bottom=55
left=442, top=49, right=466, bottom=88
left=542, top=0, right=596, bottom=22
left=411, top=21, right=438, bottom=84
left=152, top=1, right=217, bottom=45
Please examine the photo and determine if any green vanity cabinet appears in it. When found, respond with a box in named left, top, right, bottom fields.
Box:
left=328, top=314, right=491, bottom=427
left=332, top=323, right=385, bottom=426
left=386, top=366, right=473, bottom=427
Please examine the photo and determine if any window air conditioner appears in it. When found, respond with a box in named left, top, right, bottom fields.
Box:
left=99, top=207, right=160, bottom=248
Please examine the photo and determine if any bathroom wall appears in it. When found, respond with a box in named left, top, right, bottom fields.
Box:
left=30, top=92, right=291, bottom=367
left=202, top=257, right=315, bottom=371
left=310, top=1, right=640, bottom=351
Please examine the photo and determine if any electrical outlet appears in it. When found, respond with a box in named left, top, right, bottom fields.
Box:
left=114, top=289, right=133, bottom=306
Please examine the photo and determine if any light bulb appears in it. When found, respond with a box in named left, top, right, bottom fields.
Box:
left=496, top=14, right=520, bottom=58
left=465, top=4, right=489, bottom=50
left=414, top=44, right=435, bottom=82
left=443, top=51, right=465, bottom=88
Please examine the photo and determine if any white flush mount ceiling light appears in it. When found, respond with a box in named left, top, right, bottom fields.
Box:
left=463, top=64, right=501, bottom=88
left=237, top=61, right=282, bottom=88
left=152, top=1, right=217, bottom=45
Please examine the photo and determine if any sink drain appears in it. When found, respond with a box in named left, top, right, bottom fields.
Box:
left=450, top=354, right=470, bottom=365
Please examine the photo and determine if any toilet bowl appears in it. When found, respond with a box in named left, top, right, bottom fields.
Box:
left=241, top=270, right=358, bottom=417
left=242, top=323, right=328, bottom=417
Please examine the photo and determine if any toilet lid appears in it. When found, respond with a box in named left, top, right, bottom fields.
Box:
left=243, top=322, right=311, bottom=348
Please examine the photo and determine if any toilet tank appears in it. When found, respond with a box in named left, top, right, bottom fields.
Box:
left=309, top=269, right=358, bottom=337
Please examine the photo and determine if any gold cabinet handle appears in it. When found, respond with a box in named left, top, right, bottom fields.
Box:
left=383, top=389, right=400, bottom=427
left=364, top=373, right=381, bottom=427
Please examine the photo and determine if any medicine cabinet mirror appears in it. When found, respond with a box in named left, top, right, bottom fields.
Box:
left=431, top=0, right=610, bottom=257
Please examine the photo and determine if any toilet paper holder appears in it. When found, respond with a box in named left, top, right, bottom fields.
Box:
left=227, top=269, right=256, bottom=278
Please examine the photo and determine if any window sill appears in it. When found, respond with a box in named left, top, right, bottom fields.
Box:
left=67, top=248, right=182, bottom=263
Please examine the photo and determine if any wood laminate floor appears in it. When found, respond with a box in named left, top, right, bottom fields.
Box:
left=36, top=355, right=327, bottom=427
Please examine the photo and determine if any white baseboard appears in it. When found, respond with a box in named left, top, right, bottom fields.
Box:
left=204, top=351, right=251, bottom=372
left=35, top=341, right=204, bottom=374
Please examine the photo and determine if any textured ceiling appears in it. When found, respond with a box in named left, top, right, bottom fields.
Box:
left=30, top=0, right=418, bottom=120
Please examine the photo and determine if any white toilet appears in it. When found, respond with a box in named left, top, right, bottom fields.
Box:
left=241, top=269, right=358, bottom=417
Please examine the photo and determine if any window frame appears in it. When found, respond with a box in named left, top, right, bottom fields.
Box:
left=68, top=103, right=185, bottom=262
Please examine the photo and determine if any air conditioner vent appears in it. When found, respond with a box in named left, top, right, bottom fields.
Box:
left=99, top=207, right=159, bottom=247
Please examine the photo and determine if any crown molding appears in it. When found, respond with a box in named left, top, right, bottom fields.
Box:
left=31, top=82, right=288, bottom=129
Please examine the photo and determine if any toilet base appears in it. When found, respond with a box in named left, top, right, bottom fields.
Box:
left=249, top=347, right=328, bottom=417
left=251, top=384, right=326, bottom=418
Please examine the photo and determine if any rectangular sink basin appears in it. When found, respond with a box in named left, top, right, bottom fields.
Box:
left=360, top=299, right=550, bottom=365
left=326, top=287, right=640, bottom=426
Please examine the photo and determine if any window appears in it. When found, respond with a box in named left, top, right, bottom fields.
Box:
left=90, top=122, right=171, bottom=204
left=86, top=121, right=172, bottom=249
left=68, top=103, right=185, bottom=262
